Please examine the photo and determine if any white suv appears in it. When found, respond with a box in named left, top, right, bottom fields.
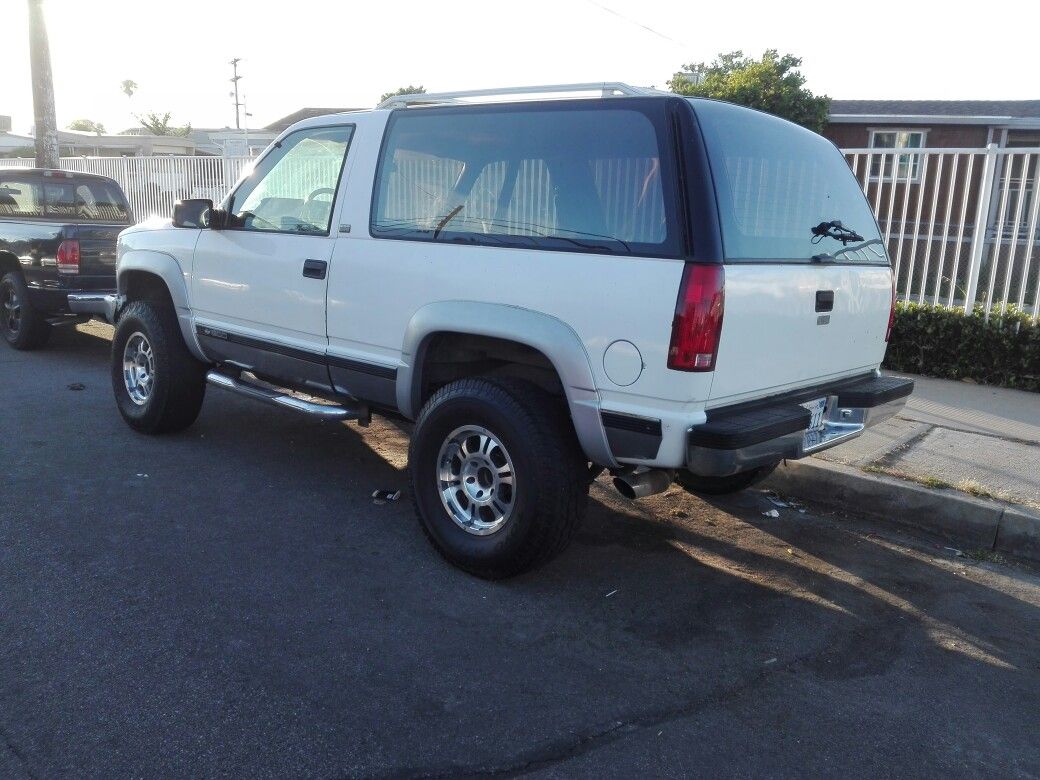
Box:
left=107, top=84, right=912, bottom=578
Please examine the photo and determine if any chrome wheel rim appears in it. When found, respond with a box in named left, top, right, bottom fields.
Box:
left=1, top=282, right=20, bottom=335
left=122, top=332, right=155, bottom=406
left=437, top=425, right=516, bottom=536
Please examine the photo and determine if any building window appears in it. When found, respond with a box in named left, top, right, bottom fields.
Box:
left=869, top=130, right=927, bottom=182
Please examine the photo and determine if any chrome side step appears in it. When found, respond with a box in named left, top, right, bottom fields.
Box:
left=206, top=370, right=365, bottom=422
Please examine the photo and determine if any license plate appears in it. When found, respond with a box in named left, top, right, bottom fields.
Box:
left=800, top=397, right=828, bottom=449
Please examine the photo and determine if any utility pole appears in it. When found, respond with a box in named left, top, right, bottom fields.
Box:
left=229, top=58, right=243, bottom=130
left=27, top=0, right=59, bottom=168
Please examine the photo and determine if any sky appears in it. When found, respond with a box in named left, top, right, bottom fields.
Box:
left=1, top=0, right=1037, bottom=136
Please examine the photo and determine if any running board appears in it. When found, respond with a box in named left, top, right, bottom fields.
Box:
left=206, top=370, right=366, bottom=422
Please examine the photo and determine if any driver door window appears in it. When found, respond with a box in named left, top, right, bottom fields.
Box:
left=228, top=126, right=354, bottom=234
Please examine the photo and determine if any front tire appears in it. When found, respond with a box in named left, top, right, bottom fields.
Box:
left=0, top=271, right=51, bottom=350
left=409, top=377, right=588, bottom=579
left=111, top=300, right=207, bottom=434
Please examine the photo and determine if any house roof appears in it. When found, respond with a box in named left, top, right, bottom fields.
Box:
left=829, top=100, right=1040, bottom=127
left=265, top=107, right=362, bottom=132
left=830, top=100, right=1040, bottom=118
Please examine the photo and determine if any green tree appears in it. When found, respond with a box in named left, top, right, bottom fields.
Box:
left=120, top=79, right=138, bottom=98
left=379, top=85, right=426, bottom=104
left=668, top=50, right=830, bottom=133
left=134, top=112, right=192, bottom=137
left=67, top=118, right=106, bottom=134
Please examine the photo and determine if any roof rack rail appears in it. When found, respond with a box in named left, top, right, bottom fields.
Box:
left=376, top=82, right=668, bottom=109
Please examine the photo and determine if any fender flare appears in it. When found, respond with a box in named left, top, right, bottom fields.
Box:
left=117, top=249, right=207, bottom=362
left=399, top=301, right=616, bottom=467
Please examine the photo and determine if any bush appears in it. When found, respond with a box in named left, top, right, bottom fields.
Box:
left=883, top=302, right=1040, bottom=392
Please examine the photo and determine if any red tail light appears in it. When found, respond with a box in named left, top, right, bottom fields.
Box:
left=667, top=263, right=725, bottom=372
left=56, top=240, right=80, bottom=275
left=885, top=279, right=896, bottom=342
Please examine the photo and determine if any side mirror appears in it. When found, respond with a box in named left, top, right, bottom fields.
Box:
left=172, top=198, right=213, bottom=229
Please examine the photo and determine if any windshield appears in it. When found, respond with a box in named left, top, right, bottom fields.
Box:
left=691, top=99, right=887, bottom=264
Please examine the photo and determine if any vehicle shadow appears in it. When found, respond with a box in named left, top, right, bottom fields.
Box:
left=6, top=325, right=1039, bottom=776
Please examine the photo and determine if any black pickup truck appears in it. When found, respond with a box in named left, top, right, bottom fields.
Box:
left=0, top=168, right=131, bottom=350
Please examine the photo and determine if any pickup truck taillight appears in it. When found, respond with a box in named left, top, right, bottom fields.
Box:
left=56, top=240, right=80, bottom=275
left=885, top=279, right=896, bottom=342
left=667, top=263, right=725, bottom=372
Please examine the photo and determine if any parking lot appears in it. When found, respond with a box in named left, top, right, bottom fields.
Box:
left=1, top=322, right=1039, bottom=778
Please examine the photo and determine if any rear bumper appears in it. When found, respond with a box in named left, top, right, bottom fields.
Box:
left=67, top=292, right=118, bottom=323
left=686, top=375, right=914, bottom=477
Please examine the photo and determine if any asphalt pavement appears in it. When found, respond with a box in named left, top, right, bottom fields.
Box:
left=2, top=322, right=1040, bottom=779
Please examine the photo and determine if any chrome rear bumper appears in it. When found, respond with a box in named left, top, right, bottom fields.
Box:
left=686, top=376, right=913, bottom=478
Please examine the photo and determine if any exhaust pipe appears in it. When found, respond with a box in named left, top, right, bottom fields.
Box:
left=612, top=469, right=674, bottom=500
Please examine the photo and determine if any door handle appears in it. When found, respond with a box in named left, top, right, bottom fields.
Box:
left=815, top=290, right=834, bottom=312
left=302, top=259, right=327, bottom=280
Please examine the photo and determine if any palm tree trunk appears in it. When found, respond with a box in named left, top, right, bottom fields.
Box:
left=27, top=0, right=59, bottom=168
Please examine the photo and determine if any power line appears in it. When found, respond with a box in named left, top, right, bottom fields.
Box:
left=580, top=0, right=689, bottom=50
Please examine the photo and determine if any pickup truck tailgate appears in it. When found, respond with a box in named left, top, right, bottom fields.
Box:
left=68, top=224, right=121, bottom=277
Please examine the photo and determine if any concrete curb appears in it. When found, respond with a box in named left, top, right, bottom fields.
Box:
left=762, top=459, right=1040, bottom=563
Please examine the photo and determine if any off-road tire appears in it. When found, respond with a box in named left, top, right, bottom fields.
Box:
left=111, top=300, right=207, bottom=434
left=409, top=377, right=589, bottom=579
left=0, top=271, right=51, bottom=350
left=676, top=462, right=779, bottom=496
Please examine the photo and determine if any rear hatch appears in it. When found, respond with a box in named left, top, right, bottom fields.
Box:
left=689, top=99, right=892, bottom=406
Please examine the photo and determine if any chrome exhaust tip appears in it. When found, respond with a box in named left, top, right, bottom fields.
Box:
left=612, top=469, right=674, bottom=500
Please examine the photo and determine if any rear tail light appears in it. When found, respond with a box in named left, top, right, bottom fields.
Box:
left=667, top=263, right=725, bottom=372
left=56, top=240, right=80, bottom=275
left=885, top=279, right=896, bottom=342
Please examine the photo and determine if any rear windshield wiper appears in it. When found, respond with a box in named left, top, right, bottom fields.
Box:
left=811, top=220, right=864, bottom=246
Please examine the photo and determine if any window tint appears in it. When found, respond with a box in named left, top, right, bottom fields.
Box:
left=228, top=126, right=354, bottom=234
left=371, top=106, right=676, bottom=255
left=41, top=179, right=132, bottom=223
left=0, top=177, right=41, bottom=218
left=693, top=100, right=886, bottom=264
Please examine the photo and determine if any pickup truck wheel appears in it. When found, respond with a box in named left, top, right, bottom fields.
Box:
left=0, top=272, right=51, bottom=350
left=111, top=300, right=206, bottom=434
left=410, top=377, right=588, bottom=579
left=676, top=463, right=779, bottom=496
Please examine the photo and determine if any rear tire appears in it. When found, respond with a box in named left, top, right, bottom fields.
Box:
left=0, top=271, right=51, bottom=350
left=409, top=377, right=588, bottom=579
left=676, top=462, right=779, bottom=496
left=111, top=300, right=207, bottom=434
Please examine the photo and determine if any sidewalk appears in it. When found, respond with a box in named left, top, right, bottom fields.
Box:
left=764, top=373, right=1040, bottom=561
left=817, top=374, right=1040, bottom=510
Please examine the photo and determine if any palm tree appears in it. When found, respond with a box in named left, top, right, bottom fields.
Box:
left=27, top=0, right=58, bottom=167
left=121, top=79, right=137, bottom=99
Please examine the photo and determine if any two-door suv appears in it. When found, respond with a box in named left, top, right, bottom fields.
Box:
left=106, top=84, right=912, bottom=578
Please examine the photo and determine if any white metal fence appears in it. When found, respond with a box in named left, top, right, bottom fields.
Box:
left=3, top=145, right=1038, bottom=319
left=0, top=155, right=255, bottom=225
left=843, top=144, right=1039, bottom=320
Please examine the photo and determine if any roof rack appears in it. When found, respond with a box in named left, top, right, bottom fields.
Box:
left=376, top=82, right=668, bottom=110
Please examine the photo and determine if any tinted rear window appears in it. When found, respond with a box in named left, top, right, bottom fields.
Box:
left=371, top=104, right=679, bottom=257
left=692, top=100, right=886, bottom=264
left=0, top=175, right=130, bottom=223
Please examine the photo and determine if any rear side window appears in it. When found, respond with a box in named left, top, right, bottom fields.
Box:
left=692, top=100, right=886, bottom=264
left=371, top=105, right=679, bottom=256
left=42, top=179, right=132, bottom=223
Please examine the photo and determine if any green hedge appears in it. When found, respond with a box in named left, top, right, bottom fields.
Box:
left=883, top=302, right=1040, bottom=392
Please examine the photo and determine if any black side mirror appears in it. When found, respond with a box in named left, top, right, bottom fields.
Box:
left=172, top=199, right=213, bottom=229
